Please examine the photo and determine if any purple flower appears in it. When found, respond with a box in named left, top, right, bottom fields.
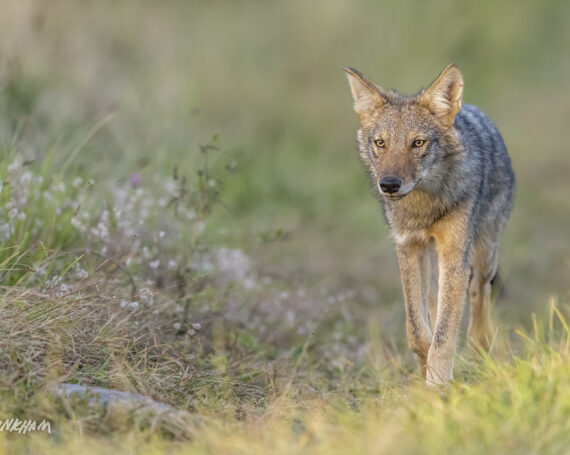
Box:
left=128, top=173, right=141, bottom=187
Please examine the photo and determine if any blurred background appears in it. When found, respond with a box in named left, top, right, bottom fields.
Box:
left=0, top=0, right=568, bottom=324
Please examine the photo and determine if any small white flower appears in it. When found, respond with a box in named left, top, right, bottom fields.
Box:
left=164, top=180, right=176, bottom=193
left=168, top=260, right=178, bottom=269
left=128, top=301, right=139, bottom=309
left=20, top=171, right=33, bottom=185
left=72, top=177, right=83, bottom=188
left=243, top=277, right=256, bottom=290
left=192, top=323, right=201, bottom=330
left=76, top=268, right=88, bottom=279
left=149, top=259, right=160, bottom=269
left=172, top=322, right=181, bottom=330
left=70, top=217, right=82, bottom=229
left=140, top=288, right=154, bottom=305
left=159, top=230, right=166, bottom=238
left=0, top=223, right=13, bottom=241
left=7, top=161, right=19, bottom=172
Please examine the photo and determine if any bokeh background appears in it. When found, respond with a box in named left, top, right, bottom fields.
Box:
left=1, top=0, right=569, bottom=325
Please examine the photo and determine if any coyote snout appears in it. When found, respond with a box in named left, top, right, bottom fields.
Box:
left=378, top=176, right=401, bottom=194
left=344, top=64, right=514, bottom=387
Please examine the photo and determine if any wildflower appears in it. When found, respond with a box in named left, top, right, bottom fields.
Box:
left=128, top=173, right=141, bottom=187
left=140, top=288, right=154, bottom=305
left=76, top=268, right=88, bottom=279
left=164, top=180, right=176, bottom=193
left=172, top=322, right=181, bottom=330
left=70, top=217, right=83, bottom=230
left=20, top=171, right=33, bottom=185
left=243, top=277, right=256, bottom=290
left=149, top=259, right=160, bottom=269
left=0, top=223, right=13, bottom=242
left=7, top=161, right=20, bottom=172
left=214, top=247, right=251, bottom=282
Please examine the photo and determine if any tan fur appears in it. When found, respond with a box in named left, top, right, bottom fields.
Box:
left=344, top=65, right=515, bottom=387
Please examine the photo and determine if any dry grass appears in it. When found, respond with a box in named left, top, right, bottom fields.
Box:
left=0, top=1, right=569, bottom=453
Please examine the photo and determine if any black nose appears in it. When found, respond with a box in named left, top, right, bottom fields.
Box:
left=379, top=176, right=402, bottom=194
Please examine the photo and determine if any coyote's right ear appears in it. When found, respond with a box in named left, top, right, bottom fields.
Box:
left=344, top=67, right=386, bottom=119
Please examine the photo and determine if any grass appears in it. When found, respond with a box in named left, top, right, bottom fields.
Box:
left=0, top=0, right=569, bottom=453
left=0, top=152, right=568, bottom=454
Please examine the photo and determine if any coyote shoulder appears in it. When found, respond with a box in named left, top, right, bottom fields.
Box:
left=344, top=64, right=514, bottom=387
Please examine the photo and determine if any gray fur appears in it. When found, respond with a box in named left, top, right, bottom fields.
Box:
left=345, top=65, right=514, bottom=386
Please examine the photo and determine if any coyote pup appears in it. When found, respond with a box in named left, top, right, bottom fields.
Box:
left=344, top=65, right=514, bottom=386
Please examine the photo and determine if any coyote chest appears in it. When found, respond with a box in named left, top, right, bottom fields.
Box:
left=384, top=189, right=455, bottom=246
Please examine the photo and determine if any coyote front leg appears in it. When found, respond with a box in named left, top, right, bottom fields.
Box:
left=426, top=244, right=470, bottom=387
left=396, top=244, right=432, bottom=377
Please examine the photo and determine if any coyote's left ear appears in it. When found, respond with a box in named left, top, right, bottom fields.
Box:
left=344, top=67, right=387, bottom=120
left=419, top=64, right=463, bottom=127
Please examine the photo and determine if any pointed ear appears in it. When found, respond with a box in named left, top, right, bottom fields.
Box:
left=343, top=67, right=386, bottom=119
left=419, top=64, right=463, bottom=127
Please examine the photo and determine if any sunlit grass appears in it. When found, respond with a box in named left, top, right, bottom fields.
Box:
left=0, top=1, right=569, bottom=453
left=2, top=303, right=570, bottom=454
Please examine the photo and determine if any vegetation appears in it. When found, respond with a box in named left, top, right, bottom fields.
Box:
left=0, top=0, right=568, bottom=453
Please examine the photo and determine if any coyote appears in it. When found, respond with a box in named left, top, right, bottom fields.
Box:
left=344, top=64, right=514, bottom=386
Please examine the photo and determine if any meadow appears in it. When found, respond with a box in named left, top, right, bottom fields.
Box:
left=0, top=1, right=569, bottom=453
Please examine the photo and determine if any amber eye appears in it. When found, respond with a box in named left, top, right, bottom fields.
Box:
left=374, top=139, right=385, bottom=148
left=413, top=139, right=425, bottom=148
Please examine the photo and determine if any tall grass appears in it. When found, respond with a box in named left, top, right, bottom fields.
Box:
left=0, top=0, right=568, bottom=453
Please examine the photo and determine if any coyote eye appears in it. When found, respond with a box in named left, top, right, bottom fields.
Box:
left=413, top=139, right=426, bottom=147
left=374, top=139, right=385, bottom=148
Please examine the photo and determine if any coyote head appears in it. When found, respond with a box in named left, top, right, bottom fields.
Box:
left=344, top=65, right=463, bottom=200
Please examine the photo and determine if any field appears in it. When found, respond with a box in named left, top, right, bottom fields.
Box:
left=0, top=1, right=569, bottom=453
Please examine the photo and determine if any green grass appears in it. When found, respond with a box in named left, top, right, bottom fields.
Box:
left=0, top=0, right=569, bottom=453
